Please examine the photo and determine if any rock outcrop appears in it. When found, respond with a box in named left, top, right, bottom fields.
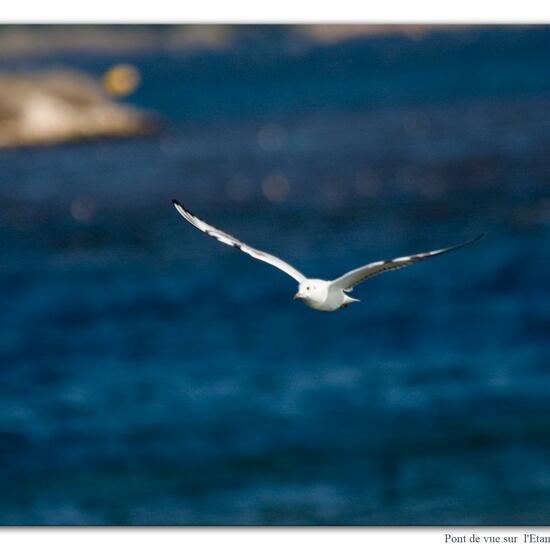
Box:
left=0, top=69, right=156, bottom=148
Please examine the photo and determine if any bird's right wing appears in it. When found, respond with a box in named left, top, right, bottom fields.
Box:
left=173, top=200, right=306, bottom=283
left=330, top=234, right=484, bottom=291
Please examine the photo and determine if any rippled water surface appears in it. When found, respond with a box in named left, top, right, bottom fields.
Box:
left=0, top=26, right=549, bottom=524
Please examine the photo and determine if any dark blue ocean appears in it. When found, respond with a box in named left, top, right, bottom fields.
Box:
left=0, top=26, right=549, bottom=525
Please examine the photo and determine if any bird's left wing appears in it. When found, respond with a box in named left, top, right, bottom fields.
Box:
left=172, top=200, right=306, bottom=283
left=330, top=234, right=484, bottom=291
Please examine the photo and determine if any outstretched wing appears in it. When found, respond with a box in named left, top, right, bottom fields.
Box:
left=330, top=234, right=484, bottom=291
left=172, top=200, right=306, bottom=283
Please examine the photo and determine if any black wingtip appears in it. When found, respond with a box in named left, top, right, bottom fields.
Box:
left=457, top=233, right=484, bottom=250
left=172, top=199, right=197, bottom=218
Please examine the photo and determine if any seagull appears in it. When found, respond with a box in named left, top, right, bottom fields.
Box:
left=173, top=200, right=483, bottom=312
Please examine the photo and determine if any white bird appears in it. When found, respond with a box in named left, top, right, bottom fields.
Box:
left=173, top=200, right=483, bottom=312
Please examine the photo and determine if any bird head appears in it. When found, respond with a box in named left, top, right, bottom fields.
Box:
left=294, top=280, right=322, bottom=301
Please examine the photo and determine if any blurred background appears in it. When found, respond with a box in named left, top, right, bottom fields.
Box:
left=0, top=24, right=549, bottom=525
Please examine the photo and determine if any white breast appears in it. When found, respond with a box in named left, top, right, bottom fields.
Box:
left=303, top=282, right=345, bottom=311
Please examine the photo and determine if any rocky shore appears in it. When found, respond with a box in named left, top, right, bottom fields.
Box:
left=0, top=69, right=156, bottom=148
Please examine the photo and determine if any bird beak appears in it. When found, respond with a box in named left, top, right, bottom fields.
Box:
left=293, top=292, right=301, bottom=300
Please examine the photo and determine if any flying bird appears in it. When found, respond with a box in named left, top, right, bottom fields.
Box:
left=173, top=200, right=483, bottom=312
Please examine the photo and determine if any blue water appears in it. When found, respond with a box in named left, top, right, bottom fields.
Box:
left=0, top=26, right=549, bottom=525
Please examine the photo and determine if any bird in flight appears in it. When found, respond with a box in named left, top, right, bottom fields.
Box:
left=173, top=200, right=483, bottom=312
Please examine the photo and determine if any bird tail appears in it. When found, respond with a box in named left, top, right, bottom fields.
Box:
left=343, top=294, right=360, bottom=305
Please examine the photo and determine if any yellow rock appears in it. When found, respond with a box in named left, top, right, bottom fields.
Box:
left=103, top=64, right=141, bottom=97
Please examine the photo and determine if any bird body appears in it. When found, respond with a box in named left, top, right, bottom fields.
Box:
left=295, top=279, right=359, bottom=311
left=172, top=200, right=483, bottom=312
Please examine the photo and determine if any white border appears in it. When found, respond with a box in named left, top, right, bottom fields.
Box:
left=2, top=5, right=550, bottom=549
left=0, top=0, right=550, bottom=23
left=3, top=527, right=550, bottom=549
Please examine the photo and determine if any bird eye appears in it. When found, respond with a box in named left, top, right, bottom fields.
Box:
left=306, top=286, right=310, bottom=291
